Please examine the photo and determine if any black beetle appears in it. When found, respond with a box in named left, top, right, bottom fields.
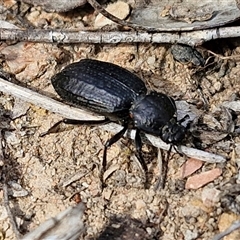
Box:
left=50, top=59, right=186, bottom=183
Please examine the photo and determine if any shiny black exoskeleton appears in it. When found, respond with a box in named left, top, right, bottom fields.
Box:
left=51, top=59, right=186, bottom=181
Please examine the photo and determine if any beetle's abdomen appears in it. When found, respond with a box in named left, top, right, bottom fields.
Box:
left=52, top=59, right=147, bottom=119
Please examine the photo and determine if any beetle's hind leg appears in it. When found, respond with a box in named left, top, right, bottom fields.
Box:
left=40, top=120, right=64, bottom=137
left=62, top=118, right=111, bottom=125
left=40, top=118, right=111, bottom=137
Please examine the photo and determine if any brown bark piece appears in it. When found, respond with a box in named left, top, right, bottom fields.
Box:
left=185, top=168, right=222, bottom=189
left=179, top=158, right=204, bottom=178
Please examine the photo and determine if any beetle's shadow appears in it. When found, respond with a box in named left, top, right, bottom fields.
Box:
left=96, top=214, right=161, bottom=240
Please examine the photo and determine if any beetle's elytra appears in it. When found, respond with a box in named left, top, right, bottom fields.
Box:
left=52, top=59, right=147, bottom=121
left=51, top=59, right=186, bottom=184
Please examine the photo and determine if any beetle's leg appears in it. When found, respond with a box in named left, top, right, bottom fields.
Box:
left=63, top=118, right=111, bottom=125
left=102, top=125, right=128, bottom=184
left=40, top=118, right=111, bottom=137
left=154, top=145, right=175, bottom=190
left=135, top=129, right=148, bottom=185
left=40, top=120, right=64, bottom=137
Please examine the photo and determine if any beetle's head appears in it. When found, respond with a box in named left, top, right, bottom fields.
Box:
left=161, top=118, right=186, bottom=145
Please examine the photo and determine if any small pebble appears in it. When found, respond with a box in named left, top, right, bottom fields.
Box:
left=94, top=1, right=130, bottom=28
left=135, top=199, right=146, bottom=210
left=183, top=229, right=198, bottom=240
left=8, top=181, right=29, bottom=197
left=201, top=187, right=221, bottom=207
left=146, top=227, right=152, bottom=235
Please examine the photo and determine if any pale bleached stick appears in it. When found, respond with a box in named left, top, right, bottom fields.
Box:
left=0, top=78, right=104, bottom=121
left=222, top=100, right=240, bottom=112
left=212, top=220, right=240, bottom=240
left=1, top=26, right=240, bottom=46
left=102, top=124, right=226, bottom=163
left=22, top=203, right=85, bottom=240
left=0, top=77, right=226, bottom=163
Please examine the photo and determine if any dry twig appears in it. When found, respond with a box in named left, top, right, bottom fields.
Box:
left=1, top=27, right=240, bottom=46
left=0, top=77, right=103, bottom=121
left=22, top=203, right=85, bottom=240
left=199, top=46, right=240, bottom=60
left=212, top=220, right=240, bottom=240
left=2, top=178, right=21, bottom=240
left=1, top=129, right=21, bottom=239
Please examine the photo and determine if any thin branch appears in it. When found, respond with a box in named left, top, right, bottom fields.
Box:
left=1, top=129, right=21, bottom=239
left=0, top=77, right=226, bottom=163
left=1, top=26, right=240, bottom=46
left=3, top=180, right=21, bottom=240
left=199, top=46, right=240, bottom=60
left=0, top=78, right=104, bottom=121
left=222, top=100, right=240, bottom=112
left=22, top=203, right=85, bottom=240
left=212, top=220, right=240, bottom=240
